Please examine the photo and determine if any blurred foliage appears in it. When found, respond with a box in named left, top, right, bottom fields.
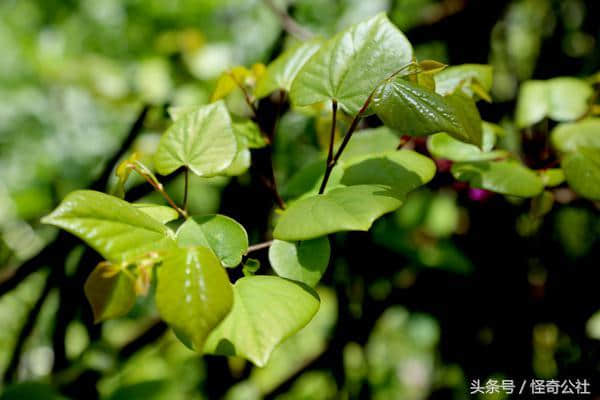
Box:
left=0, top=0, right=599, bottom=399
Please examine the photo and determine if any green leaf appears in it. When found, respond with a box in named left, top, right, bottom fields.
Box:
left=338, top=127, right=399, bottom=161
left=428, top=132, right=507, bottom=162
left=281, top=160, right=344, bottom=200
left=41, top=190, right=175, bottom=261
left=516, top=78, right=593, bottom=128
left=156, top=246, right=233, bottom=350
left=434, top=64, right=493, bottom=98
left=84, top=262, right=136, bottom=323
left=451, top=160, right=544, bottom=198
left=233, top=120, right=269, bottom=149
left=562, top=147, right=600, bottom=201
left=268, top=237, right=330, bottom=287
left=340, top=150, right=436, bottom=194
left=372, top=77, right=483, bottom=146
left=551, top=118, right=600, bottom=153
left=133, top=203, right=179, bottom=224
left=176, top=215, right=248, bottom=267
left=273, top=185, right=403, bottom=241
left=204, top=276, right=320, bottom=366
left=0, top=383, right=68, bottom=400
left=242, top=258, right=260, bottom=277
left=154, top=101, right=237, bottom=176
left=538, top=168, right=565, bottom=187
left=255, top=39, right=322, bottom=99
left=222, top=148, right=251, bottom=176
left=290, top=13, right=413, bottom=115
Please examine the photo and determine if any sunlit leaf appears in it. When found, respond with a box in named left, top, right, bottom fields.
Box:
left=428, top=132, right=507, bottom=162
left=84, top=262, right=136, bottom=323
left=538, top=169, right=565, bottom=187
left=176, top=215, right=248, bottom=267
left=41, top=190, right=175, bottom=261
left=156, top=246, right=233, bottom=350
left=434, top=64, right=493, bottom=98
left=451, top=160, right=544, bottom=197
left=133, top=203, right=179, bottom=224
left=233, top=120, right=269, bottom=149
left=269, top=237, right=330, bottom=287
left=290, top=13, right=413, bottom=114
left=338, top=127, right=399, bottom=161
left=204, top=276, right=320, bottom=366
left=562, top=147, right=600, bottom=201
left=154, top=101, right=237, bottom=177
left=551, top=118, right=600, bottom=153
left=372, top=77, right=483, bottom=146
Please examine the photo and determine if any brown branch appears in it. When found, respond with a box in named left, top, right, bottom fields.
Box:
left=263, top=0, right=314, bottom=41
left=246, top=240, right=274, bottom=254
left=319, top=100, right=338, bottom=194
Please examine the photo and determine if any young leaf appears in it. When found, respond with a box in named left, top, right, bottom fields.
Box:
left=242, top=258, right=260, bottom=277
left=154, top=101, right=237, bottom=177
left=451, top=160, right=544, bottom=198
left=232, top=120, right=269, bottom=149
left=538, top=169, right=565, bottom=187
left=176, top=215, right=248, bottom=267
left=84, top=262, right=136, bottom=323
left=273, top=185, right=404, bottom=241
left=434, top=64, right=493, bottom=98
left=372, top=77, right=483, bottom=146
left=562, top=147, right=600, bottom=201
left=290, top=13, right=413, bottom=115
left=428, top=132, right=507, bottom=162
left=133, top=203, right=179, bottom=224
left=255, top=39, right=322, bottom=99
left=516, top=78, right=593, bottom=128
left=41, top=190, right=175, bottom=261
left=203, top=276, right=320, bottom=367
left=551, top=118, right=600, bottom=153
left=268, top=237, right=330, bottom=287
left=156, top=246, right=233, bottom=350
left=340, top=150, right=436, bottom=195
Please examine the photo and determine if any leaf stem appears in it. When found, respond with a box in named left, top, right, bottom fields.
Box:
left=131, top=164, right=188, bottom=218
left=246, top=240, right=274, bottom=254
left=183, top=167, right=189, bottom=213
left=319, top=100, right=338, bottom=194
left=262, top=0, right=313, bottom=41
left=229, top=72, right=259, bottom=117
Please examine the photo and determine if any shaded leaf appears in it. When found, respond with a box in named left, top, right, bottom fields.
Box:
left=84, top=262, right=136, bottom=323
left=269, top=237, right=330, bottom=287
left=204, top=276, right=320, bottom=366
left=538, top=169, right=565, bottom=187
left=562, top=147, right=600, bottom=201
left=338, top=127, right=399, bottom=161
left=156, top=246, right=233, bottom=350
left=427, top=132, right=507, bottom=162
left=233, top=120, right=269, bottom=149
left=551, top=118, right=600, bottom=153
left=177, top=215, right=248, bottom=267
left=434, top=64, right=493, bottom=98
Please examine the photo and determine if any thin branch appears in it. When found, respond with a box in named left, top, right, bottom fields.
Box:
left=319, top=100, right=338, bottom=194
left=183, top=167, right=189, bottom=213
left=260, top=175, right=287, bottom=210
left=229, top=72, right=259, bottom=117
left=262, top=0, right=314, bottom=41
left=130, top=164, right=187, bottom=218
left=246, top=240, right=274, bottom=254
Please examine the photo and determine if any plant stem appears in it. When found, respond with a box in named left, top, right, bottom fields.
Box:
left=262, top=0, right=313, bottom=41
left=246, top=240, right=274, bottom=254
left=183, top=167, right=189, bottom=213
left=319, top=100, right=338, bottom=194
left=132, top=165, right=187, bottom=218
left=229, top=72, right=259, bottom=117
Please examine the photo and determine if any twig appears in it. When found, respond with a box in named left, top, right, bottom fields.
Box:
left=130, top=164, right=187, bottom=218
left=229, top=72, right=259, bottom=117
left=246, top=240, right=274, bottom=254
left=262, top=0, right=314, bottom=41
left=319, top=100, right=338, bottom=194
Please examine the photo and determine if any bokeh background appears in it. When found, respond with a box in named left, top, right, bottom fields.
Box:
left=0, top=0, right=599, bottom=398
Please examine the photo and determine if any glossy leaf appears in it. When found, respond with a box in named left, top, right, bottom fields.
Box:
left=372, top=77, right=483, bottom=146
left=84, top=262, right=136, bottom=323
left=562, top=147, right=600, bottom=200
left=290, top=13, right=413, bottom=115
left=269, top=237, right=330, bottom=287
left=340, top=150, right=436, bottom=195
left=176, top=215, right=248, bottom=267
left=451, top=160, right=544, bottom=198
left=273, top=185, right=404, bottom=241
left=204, top=276, right=320, bottom=366
left=516, top=78, right=593, bottom=128
left=551, top=118, right=600, bottom=153
left=255, top=40, right=322, bottom=99
left=428, top=132, right=507, bottom=162
left=434, top=64, right=493, bottom=98
left=154, top=101, right=237, bottom=177
left=41, top=190, right=175, bottom=261
left=133, top=203, right=179, bottom=224
left=156, top=246, right=233, bottom=350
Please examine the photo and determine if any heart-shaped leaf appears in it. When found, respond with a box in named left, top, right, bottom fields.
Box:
left=516, top=78, right=593, bottom=128
left=84, top=262, right=136, bottom=323
left=156, top=246, right=233, bottom=350
left=176, top=215, right=248, bottom=267
left=203, top=276, right=320, bottom=366
left=428, top=132, right=507, bottom=162
left=154, top=101, right=237, bottom=177
left=551, top=118, right=600, bottom=153
left=372, top=77, right=483, bottom=146
left=434, top=64, right=493, bottom=98
left=268, top=237, right=330, bottom=287
left=133, top=203, right=179, bottom=224
left=255, top=39, right=322, bottom=99
left=290, top=13, right=413, bottom=115
left=562, top=147, right=600, bottom=201
left=338, top=127, right=399, bottom=162
left=41, top=190, right=175, bottom=261
left=273, top=185, right=403, bottom=241
left=451, top=160, right=544, bottom=198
